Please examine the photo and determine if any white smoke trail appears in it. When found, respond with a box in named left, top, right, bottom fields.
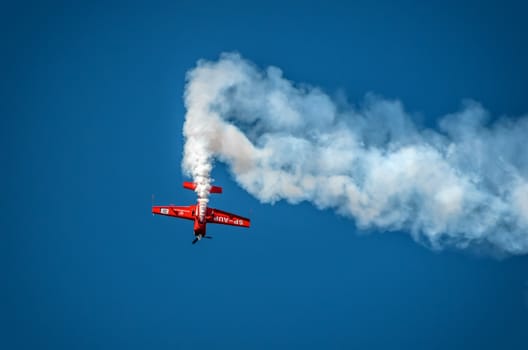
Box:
left=182, top=82, right=213, bottom=221
left=182, top=52, right=528, bottom=255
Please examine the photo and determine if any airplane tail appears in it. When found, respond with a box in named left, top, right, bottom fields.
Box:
left=183, top=181, right=223, bottom=194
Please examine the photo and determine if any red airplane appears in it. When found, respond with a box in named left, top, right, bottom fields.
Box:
left=152, top=182, right=251, bottom=244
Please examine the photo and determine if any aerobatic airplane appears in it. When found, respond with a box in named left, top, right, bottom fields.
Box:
left=152, top=182, right=251, bottom=244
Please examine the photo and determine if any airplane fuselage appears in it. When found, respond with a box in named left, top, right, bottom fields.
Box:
left=193, top=202, right=207, bottom=238
left=192, top=202, right=215, bottom=240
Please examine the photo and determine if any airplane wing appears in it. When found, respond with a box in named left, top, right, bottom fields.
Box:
left=152, top=205, right=194, bottom=220
left=207, top=207, right=251, bottom=228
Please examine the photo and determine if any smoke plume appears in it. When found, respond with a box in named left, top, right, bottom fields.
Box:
left=182, top=53, right=528, bottom=255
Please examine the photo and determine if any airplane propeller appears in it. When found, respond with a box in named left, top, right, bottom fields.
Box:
left=192, top=236, right=213, bottom=244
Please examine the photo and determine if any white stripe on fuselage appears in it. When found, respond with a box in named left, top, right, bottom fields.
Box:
left=197, top=198, right=208, bottom=222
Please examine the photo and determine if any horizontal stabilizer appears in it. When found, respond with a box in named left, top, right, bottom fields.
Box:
left=183, top=181, right=223, bottom=194
left=210, top=186, right=223, bottom=194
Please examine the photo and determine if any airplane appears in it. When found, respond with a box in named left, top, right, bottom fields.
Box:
left=152, top=182, right=251, bottom=244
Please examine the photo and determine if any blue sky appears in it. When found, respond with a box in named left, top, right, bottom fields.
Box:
left=3, top=0, right=528, bottom=348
